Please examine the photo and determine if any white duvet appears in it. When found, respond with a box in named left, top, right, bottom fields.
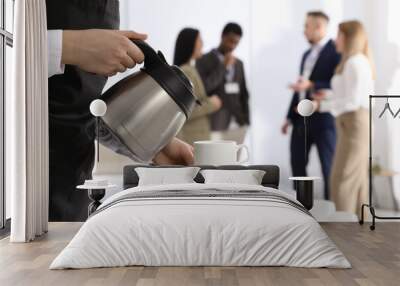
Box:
left=50, top=183, right=351, bottom=269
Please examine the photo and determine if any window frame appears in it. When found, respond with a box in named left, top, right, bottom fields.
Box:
left=0, top=0, right=14, bottom=234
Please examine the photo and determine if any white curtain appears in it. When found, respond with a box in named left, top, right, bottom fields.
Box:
left=8, top=0, right=49, bottom=242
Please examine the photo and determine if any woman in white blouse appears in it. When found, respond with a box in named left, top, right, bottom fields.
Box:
left=313, top=20, right=374, bottom=219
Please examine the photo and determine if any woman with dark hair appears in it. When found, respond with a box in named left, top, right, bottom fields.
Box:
left=174, top=28, right=222, bottom=144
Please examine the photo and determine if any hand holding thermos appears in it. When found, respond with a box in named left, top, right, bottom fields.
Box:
left=61, top=29, right=148, bottom=76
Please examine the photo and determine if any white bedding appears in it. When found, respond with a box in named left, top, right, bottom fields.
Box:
left=50, top=183, right=351, bottom=269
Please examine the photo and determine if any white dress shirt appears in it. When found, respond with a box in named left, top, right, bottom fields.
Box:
left=48, top=30, right=65, bottom=77
left=320, top=53, right=374, bottom=117
left=214, top=49, right=235, bottom=82
left=299, top=36, right=330, bottom=100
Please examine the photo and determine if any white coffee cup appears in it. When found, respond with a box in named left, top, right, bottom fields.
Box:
left=194, top=140, right=249, bottom=166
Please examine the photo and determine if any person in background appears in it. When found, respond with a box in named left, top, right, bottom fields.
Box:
left=46, top=0, right=194, bottom=222
left=174, top=28, right=222, bottom=145
left=196, top=22, right=250, bottom=143
left=282, top=11, right=340, bottom=200
left=313, top=20, right=374, bottom=219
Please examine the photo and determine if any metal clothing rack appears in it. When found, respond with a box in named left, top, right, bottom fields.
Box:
left=360, top=95, right=400, bottom=230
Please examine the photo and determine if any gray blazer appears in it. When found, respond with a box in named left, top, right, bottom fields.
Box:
left=196, top=50, right=250, bottom=131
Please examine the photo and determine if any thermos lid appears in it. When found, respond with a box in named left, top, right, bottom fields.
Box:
left=133, top=40, right=197, bottom=118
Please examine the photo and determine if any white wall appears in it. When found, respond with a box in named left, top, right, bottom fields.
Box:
left=105, top=0, right=399, bottom=201
left=386, top=0, right=400, bottom=204
left=365, top=0, right=400, bottom=206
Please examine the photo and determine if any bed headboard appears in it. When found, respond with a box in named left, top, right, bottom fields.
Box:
left=123, top=165, right=280, bottom=189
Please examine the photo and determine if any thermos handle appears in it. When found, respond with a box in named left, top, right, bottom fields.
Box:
left=132, top=40, right=201, bottom=106
left=131, top=40, right=165, bottom=70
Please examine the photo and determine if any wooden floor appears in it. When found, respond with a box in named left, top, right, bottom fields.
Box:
left=0, top=222, right=399, bottom=286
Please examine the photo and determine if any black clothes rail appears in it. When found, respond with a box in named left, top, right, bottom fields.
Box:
left=360, top=95, right=400, bottom=230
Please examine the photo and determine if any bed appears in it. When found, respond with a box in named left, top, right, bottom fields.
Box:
left=50, top=165, right=350, bottom=269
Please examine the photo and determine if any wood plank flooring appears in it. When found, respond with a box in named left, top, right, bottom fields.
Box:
left=0, top=222, right=399, bottom=286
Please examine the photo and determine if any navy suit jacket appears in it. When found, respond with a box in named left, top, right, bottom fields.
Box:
left=286, top=40, right=340, bottom=130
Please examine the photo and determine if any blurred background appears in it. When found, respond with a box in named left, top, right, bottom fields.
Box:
left=2, top=0, right=400, bottom=223
left=99, top=0, right=400, bottom=209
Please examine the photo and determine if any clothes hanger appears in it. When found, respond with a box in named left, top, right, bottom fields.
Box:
left=394, top=106, right=400, bottom=118
left=379, top=97, right=396, bottom=118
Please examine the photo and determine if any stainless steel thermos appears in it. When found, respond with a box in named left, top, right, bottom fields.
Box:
left=95, top=40, right=197, bottom=162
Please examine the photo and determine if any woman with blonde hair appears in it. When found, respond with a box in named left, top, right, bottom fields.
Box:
left=313, top=20, right=374, bottom=219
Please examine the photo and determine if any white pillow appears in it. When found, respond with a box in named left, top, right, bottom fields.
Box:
left=135, top=167, right=201, bottom=186
left=200, top=169, right=266, bottom=185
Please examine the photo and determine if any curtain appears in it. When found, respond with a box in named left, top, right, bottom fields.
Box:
left=8, top=0, right=49, bottom=242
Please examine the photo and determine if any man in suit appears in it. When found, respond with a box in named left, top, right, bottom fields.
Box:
left=196, top=23, right=249, bottom=143
left=281, top=11, right=340, bottom=200
left=46, top=1, right=195, bottom=221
